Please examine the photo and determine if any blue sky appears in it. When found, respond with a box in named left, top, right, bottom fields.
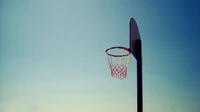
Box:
left=0, top=0, right=200, bottom=112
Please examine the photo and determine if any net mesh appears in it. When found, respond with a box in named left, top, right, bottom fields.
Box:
left=106, top=47, right=130, bottom=79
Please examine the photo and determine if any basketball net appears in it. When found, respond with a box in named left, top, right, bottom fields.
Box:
left=106, top=47, right=130, bottom=79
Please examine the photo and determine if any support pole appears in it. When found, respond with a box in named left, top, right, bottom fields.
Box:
left=136, top=39, right=143, bottom=112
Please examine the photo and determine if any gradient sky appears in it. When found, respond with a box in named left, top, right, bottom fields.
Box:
left=0, top=0, right=200, bottom=112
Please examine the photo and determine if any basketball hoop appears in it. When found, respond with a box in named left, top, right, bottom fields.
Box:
left=105, top=46, right=130, bottom=79
left=105, top=18, right=143, bottom=112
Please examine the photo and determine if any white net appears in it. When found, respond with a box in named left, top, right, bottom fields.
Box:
left=106, top=47, right=130, bottom=79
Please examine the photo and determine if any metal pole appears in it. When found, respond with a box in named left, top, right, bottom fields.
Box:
left=136, top=39, right=143, bottom=112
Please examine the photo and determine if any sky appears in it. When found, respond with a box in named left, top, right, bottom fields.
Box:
left=0, top=0, right=200, bottom=112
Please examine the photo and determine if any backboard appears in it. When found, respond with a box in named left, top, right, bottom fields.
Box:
left=129, top=18, right=141, bottom=59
